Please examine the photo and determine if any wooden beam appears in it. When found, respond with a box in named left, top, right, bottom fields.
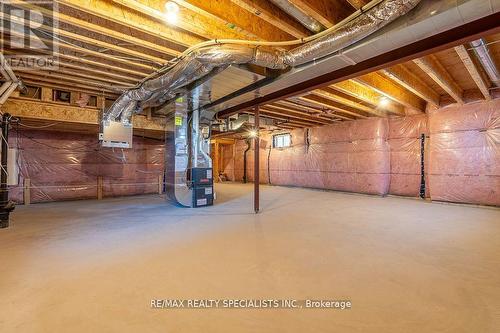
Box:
left=260, top=107, right=332, bottom=125
left=312, top=88, right=388, bottom=116
left=56, top=0, right=203, bottom=47
left=454, top=45, right=491, bottom=100
left=299, top=95, right=368, bottom=119
left=3, top=98, right=165, bottom=131
left=331, top=80, right=405, bottom=115
left=17, top=73, right=123, bottom=94
left=354, top=73, right=426, bottom=112
left=111, top=0, right=253, bottom=41
left=275, top=100, right=322, bottom=113
left=288, top=0, right=352, bottom=28
left=230, top=0, right=310, bottom=39
left=16, top=0, right=182, bottom=57
left=381, top=64, right=440, bottom=107
left=264, top=104, right=333, bottom=124
left=255, top=110, right=326, bottom=127
left=413, top=55, right=464, bottom=104
left=286, top=98, right=355, bottom=120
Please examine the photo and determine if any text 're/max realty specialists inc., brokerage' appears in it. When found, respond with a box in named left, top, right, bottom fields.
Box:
left=151, top=299, right=352, bottom=310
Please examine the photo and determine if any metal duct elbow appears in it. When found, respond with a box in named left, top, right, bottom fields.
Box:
left=269, top=0, right=324, bottom=33
left=470, top=39, right=500, bottom=87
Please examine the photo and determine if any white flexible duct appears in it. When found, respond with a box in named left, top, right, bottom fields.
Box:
left=0, top=52, right=21, bottom=106
left=105, top=0, right=421, bottom=124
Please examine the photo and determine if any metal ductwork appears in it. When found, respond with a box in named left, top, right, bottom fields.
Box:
left=103, top=0, right=422, bottom=125
left=269, top=0, right=324, bottom=33
left=470, top=38, right=500, bottom=87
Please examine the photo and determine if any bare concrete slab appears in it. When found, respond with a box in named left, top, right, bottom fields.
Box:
left=1, top=183, right=499, bottom=332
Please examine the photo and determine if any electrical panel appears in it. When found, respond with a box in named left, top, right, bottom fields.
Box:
left=99, top=121, right=133, bottom=148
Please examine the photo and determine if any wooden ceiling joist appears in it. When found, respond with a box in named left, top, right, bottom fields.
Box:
left=344, top=0, right=368, bottom=10
left=330, top=80, right=405, bottom=115
left=381, top=64, right=440, bottom=108
left=19, top=76, right=119, bottom=95
left=174, top=0, right=304, bottom=41
left=312, top=88, right=385, bottom=117
left=264, top=104, right=333, bottom=124
left=2, top=28, right=157, bottom=73
left=56, top=0, right=203, bottom=48
left=229, top=0, right=310, bottom=39
left=354, top=73, right=426, bottom=113
left=288, top=0, right=351, bottom=28
left=13, top=1, right=182, bottom=58
left=299, top=95, right=367, bottom=119
left=18, top=72, right=131, bottom=91
left=454, top=45, right=491, bottom=100
left=413, top=55, right=464, bottom=104
left=275, top=100, right=322, bottom=114
left=111, top=0, right=251, bottom=41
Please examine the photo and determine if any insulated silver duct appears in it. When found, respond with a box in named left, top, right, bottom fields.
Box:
left=470, top=39, right=500, bottom=87
left=104, top=0, right=421, bottom=124
left=269, top=0, right=324, bottom=33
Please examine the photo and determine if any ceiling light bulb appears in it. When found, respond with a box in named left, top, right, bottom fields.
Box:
left=379, top=97, right=390, bottom=107
left=164, top=1, right=179, bottom=24
left=248, top=130, right=258, bottom=138
left=165, top=1, right=179, bottom=13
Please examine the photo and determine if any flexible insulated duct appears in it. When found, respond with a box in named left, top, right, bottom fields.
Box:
left=104, top=0, right=421, bottom=124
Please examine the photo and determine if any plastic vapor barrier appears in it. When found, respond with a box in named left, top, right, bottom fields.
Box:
left=428, top=100, right=499, bottom=206
left=387, top=114, right=428, bottom=197
left=228, top=99, right=499, bottom=206
left=8, top=130, right=164, bottom=203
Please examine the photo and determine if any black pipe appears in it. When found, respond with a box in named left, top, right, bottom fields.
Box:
left=243, top=138, right=251, bottom=183
left=0, top=113, right=15, bottom=228
left=419, top=133, right=426, bottom=199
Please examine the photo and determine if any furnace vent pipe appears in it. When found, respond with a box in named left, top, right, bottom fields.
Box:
left=470, top=39, right=500, bottom=87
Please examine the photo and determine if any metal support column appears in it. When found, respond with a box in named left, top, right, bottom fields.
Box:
left=254, top=106, right=260, bottom=213
left=0, top=113, right=15, bottom=228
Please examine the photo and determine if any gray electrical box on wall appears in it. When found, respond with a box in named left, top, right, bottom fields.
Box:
left=99, top=121, right=133, bottom=148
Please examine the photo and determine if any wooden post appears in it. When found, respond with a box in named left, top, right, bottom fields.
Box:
left=96, top=96, right=105, bottom=109
left=97, top=176, right=103, bottom=200
left=23, top=178, right=30, bottom=206
left=254, top=106, right=260, bottom=213
left=158, top=174, right=163, bottom=194
left=41, top=87, right=52, bottom=102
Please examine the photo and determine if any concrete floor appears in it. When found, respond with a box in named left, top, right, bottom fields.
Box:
left=1, top=183, right=499, bottom=332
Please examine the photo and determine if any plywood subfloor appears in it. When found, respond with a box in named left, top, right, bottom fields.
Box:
left=1, top=183, right=499, bottom=332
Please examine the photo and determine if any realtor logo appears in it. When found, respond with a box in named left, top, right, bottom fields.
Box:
left=0, top=0, right=59, bottom=70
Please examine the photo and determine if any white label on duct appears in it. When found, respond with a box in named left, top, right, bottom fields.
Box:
left=207, top=169, right=212, bottom=179
left=205, top=187, right=212, bottom=195
left=197, top=198, right=207, bottom=206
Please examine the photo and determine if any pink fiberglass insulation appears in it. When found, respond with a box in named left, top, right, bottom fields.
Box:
left=387, top=114, right=429, bottom=197
left=8, top=130, right=164, bottom=203
left=428, top=100, right=500, bottom=206
left=266, top=119, right=391, bottom=195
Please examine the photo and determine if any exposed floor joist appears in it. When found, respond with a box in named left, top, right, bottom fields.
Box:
left=413, top=55, right=464, bottom=104
left=454, top=45, right=491, bottom=100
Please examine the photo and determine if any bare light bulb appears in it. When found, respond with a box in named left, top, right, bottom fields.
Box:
left=164, top=1, right=179, bottom=24
left=248, top=130, right=258, bottom=138
left=379, top=96, right=390, bottom=107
